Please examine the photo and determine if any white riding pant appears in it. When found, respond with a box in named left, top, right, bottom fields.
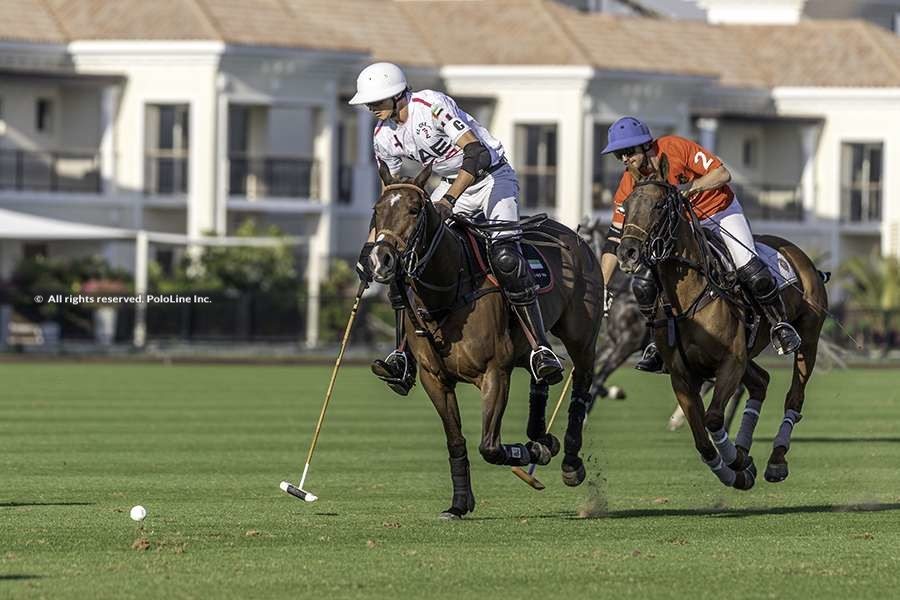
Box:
left=430, top=164, right=520, bottom=239
left=699, top=197, right=756, bottom=269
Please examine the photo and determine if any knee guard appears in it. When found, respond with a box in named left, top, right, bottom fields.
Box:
left=489, top=240, right=536, bottom=305
left=737, top=256, right=778, bottom=305
left=630, top=269, right=658, bottom=318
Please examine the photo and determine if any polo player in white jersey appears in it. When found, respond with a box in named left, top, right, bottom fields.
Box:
left=350, top=62, right=564, bottom=395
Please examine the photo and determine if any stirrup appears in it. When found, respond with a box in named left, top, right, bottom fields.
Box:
left=529, top=346, right=564, bottom=385
left=371, top=350, right=416, bottom=396
left=770, top=322, right=801, bottom=355
left=635, top=343, right=667, bottom=374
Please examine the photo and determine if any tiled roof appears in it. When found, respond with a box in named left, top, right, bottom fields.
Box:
left=0, top=0, right=899, bottom=87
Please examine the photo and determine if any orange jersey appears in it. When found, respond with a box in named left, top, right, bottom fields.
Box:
left=609, top=136, right=733, bottom=233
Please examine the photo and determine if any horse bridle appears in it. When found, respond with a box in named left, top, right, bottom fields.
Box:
left=622, top=179, right=684, bottom=267
left=375, top=183, right=447, bottom=282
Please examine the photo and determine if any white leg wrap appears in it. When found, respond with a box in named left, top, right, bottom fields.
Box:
left=735, top=398, right=764, bottom=450
left=708, top=427, right=737, bottom=465
left=703, top=453, right=736, bottom=486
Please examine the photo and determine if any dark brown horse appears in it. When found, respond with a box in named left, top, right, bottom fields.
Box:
left=368, top=164, right=604, bottom=519
left=615, top=157, right=827, bottom=489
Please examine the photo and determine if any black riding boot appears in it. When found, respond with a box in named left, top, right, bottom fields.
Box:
left=371, top=282, right=417, bottom=395
left=490, top=239, right=563, bottom=385
left=631, top=268, right=667, bottom=374
left=737, top=256, right=801, bottom=355
left=512, top=299, right=564, bottom=385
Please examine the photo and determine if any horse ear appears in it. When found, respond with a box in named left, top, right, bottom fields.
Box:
left=658, top=153, right=670, bottom=182
left=413, top=162, right=433, bottom=190
left=377, top=159, right=395, bottom=186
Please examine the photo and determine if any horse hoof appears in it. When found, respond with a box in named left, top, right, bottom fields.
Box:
left=544, top=434, right=561, bottom=458
left=764, top=462, right=789, bottom=483
left=561, top=459, right=586, bottom=487
left=526, top=441, right=552, bottom=466
left=728, top=447, right=750, bottom=471
left=733, top=458, right=757, bottom=491
left=439, top=507, right=466, bottom=520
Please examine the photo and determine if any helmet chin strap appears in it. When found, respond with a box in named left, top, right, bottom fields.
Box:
left=389, top=90, right=410, bottom=122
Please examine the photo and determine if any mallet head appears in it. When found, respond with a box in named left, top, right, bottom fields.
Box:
left=280, top=481, right=318, bottom=502
left=510, top=466, right=545, bottom=491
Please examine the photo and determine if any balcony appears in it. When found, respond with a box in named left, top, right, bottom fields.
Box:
left=730, top=182, right=803, bottom=221
left=228, top=154, right=317, bottom=200
left=144, top=152, right=188, bottom=196
left=0, top=149, right=102, bottom=194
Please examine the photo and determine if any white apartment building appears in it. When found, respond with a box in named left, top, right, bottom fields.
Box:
left=1, top=0, right=899, bottom=344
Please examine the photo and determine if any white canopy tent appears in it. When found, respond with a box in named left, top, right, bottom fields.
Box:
left=0, top=208, right=316, bottom=347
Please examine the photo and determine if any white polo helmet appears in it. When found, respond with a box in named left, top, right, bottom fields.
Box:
left=349, top=62, right=408, bottom=105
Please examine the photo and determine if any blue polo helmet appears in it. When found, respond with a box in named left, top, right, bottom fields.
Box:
left=601, top=117, right=653, bottom=154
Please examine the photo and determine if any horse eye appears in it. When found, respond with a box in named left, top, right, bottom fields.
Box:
left=409, top=208, right=420, bottom=216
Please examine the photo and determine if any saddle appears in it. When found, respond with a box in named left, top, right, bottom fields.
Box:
left=699, top=229, right=799, bottom=349
left=403, top=216, right=557, bottom=343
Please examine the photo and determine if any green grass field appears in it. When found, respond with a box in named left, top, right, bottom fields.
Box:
left=2, top=362, right=899, bottom=599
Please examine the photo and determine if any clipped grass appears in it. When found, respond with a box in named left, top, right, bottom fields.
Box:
left=1, top=363, right=899, bottom=599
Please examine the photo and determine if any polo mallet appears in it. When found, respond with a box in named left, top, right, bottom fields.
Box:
left=511, top=368, right=573, bottom=490
left=280, top=279, right=369, bottom=502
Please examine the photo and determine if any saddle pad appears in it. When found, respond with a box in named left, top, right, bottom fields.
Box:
left=463, top=230, right=554, bottom=295
left=522, top=243, right=554, bottom=294
left=755, top=242, right=798, bottom=290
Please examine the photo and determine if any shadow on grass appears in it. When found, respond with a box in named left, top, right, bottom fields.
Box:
left=756, top=436, right=900, bottom=444
left=0, top=575, right=44, bottom=581
left=468, top=502, right=900, bottom=521
left=0, top=502, right=93, bottom=508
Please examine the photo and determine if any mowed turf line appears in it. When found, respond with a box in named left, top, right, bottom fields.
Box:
left=1, top=363, right=899, bottom=599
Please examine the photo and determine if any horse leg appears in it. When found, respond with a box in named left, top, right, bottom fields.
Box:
left=724, top=383, right=746, bottom=433
left=526, top=377, right=560, bottom=462
left=705, top=356, right=755, bottom=485
left=419, top=370, right=475, bottom=520
left=735, top=361, right=770, bottom=452
left=477, top=367, right=535, bottom=468
left=671, top=374, right=743, bottom=489
left=766, top=332, right=820, bottom=483
left=589, top=332, right=641, bottom=406
left=559, top=348, right=595, bottom=487
left=589, top=341, right=617, bottom=401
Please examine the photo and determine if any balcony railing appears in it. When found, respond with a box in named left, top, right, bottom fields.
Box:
left=731, top=182, right=804, bottom=221
left=840, top=186, right=881, bottom=223
left=144, top=152, right=188, bottom=196
left=228, top=155, right=317, bottom=199
left=0, top=149, right=102, bottom=193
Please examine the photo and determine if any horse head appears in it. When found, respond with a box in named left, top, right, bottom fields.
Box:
left=616, top=154, right=680, bottom=273
left=369, top=162, right=435, bottom=283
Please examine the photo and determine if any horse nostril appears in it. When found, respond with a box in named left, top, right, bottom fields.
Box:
left=626, top=247, right=638, bottom=261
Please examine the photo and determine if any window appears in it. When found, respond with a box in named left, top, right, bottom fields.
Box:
left=742, top=137, right=758, bottom=168
left=841, top=142, right=882, bottom=223
left=515, top=124, right=557, bottom=210
left=145, top=104, right=189, bottom=195
left=36, top=98, right=54, bottom=133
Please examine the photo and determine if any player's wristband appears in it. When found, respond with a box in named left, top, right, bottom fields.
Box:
left=442, top=193, right=457, bottom=207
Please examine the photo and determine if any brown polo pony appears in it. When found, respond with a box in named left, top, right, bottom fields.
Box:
left=615, top=157, right=827, bottom=489
left=368, top=164, right=604, bottom=519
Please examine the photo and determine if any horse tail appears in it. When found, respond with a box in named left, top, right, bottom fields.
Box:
left=817, top=270, right=831, bottom=284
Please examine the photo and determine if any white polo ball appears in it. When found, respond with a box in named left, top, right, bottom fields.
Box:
left=130, top=505, right=147, bottom=522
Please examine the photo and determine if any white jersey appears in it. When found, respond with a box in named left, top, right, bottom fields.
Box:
left=373, top=90, right=505, bottom=179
